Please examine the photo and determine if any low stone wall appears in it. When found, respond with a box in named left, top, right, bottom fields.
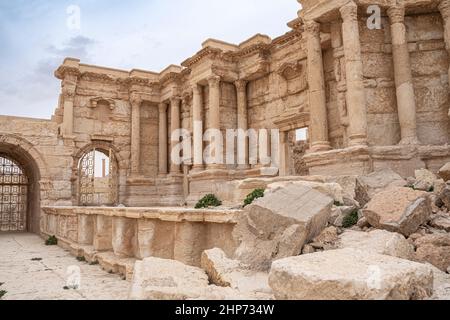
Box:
left=42, top=207, right=240, bottom=268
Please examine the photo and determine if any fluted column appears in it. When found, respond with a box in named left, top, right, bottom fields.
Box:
left=235, top=80, right=249, bottom=168
left=192, top=84, right=204, bottom=171
left=388, top=4, right=420, bottom=145
left=158, top=102, right=168, bottom=175
left=304, top=20, right=331, bottom=152
left=340, top=1, right=368, bottom=146
left=130, top=95, right=141, bottom=176
left=170, top=97, right=182, bottom=174
left=207, top=75, right=222, bottom=169
left=439, top=0, right=450, bottom=117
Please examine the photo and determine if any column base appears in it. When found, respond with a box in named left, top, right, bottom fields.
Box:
left=311, top=141, right=332, bottom=152
left=399, top=136, right=421, bottom=146
left=348, top=135, right=368, bottom=147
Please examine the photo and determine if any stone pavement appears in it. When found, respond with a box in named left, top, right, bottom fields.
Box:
left=0, top=233, right=130, bottom=300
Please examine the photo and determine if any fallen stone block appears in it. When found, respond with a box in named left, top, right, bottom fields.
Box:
left=438, top=162, right=450, bottom=182
left=129, top=257, right=210, bottom=300
left=355, top=168, right=406, bottom=207
left=269, top=248, right=433, bottom=300
left=337, top=229, right=415, bottom=260
left=415, top=234, right=450, bottom=272
left=413, top=169, right=437, bottom=191
left=429, top=213, right=450, bottom=232
left=363, top=187, right=432, bottom=236
left=232, top=183, right=333, bottom=271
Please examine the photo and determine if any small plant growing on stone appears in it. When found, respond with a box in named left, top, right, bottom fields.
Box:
left=342, top=210, right=359, bottom=228
left=195, top=194, right=222, bottom=209
left=244, top=188, right=265, bottom=207
left=0, top=290, right=6, bottom=299
left=76, top=256, right=86, bottom=262
left=45, top=235, right=58, bottom=246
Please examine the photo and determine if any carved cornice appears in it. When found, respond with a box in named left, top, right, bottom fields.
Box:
left=181, top=47, right=222, bottom=68
left=340, top=1, right=358, bottom=22
left=54, top=66, right=81, bottom=80
left=387, top=5, right=405, bottom=24
left=80, top=72, right=115, bottom=84
left=160, top=72, right=181, bottom=87
left=268, top=30, right=302, bottom=49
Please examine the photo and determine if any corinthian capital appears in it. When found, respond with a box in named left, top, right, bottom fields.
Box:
left=339, top=1, right=358, bottom=22
left=387, top=4, right=405, bottom=24
left=207, top=75, right=221, bottom=89
left=129, top=93, right=142, bottom=107
left=234, top=80, right=248, bottom=92
left=158, top=102, right=167, bottom=113
left=304, top=20, right=320, bottom=35
left=439, top=0, right=450, bottom=19
left=62, top=85, right=76, bottom=99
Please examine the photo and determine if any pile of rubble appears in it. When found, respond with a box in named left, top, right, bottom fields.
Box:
left=129, top=166, right=450, bottom=300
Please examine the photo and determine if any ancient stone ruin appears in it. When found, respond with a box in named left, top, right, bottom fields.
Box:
left=1, top=0, right=450, bottom=300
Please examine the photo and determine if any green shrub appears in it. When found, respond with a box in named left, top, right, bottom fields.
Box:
left=244, top=189, right=265, bottom=207
left=76, top=256, right=86, bottom=262
left=45, top=235, right=58, bottom=246
left=195, top=194, right=222, bottom=209
left=0, top=290, right=6, bottom=299
left=342, top=210, right=359, bottom=228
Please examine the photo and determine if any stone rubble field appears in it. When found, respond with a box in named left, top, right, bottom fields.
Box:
left=130, top=165, right=450, bottom=300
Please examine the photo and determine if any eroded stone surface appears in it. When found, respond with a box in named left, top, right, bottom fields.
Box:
left=269, top=248, right=434, bottom=300
left=363, top=187, right=432, bottom=236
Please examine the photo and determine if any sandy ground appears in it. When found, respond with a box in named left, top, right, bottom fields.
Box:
left=0, top=233, right=130, bottom=300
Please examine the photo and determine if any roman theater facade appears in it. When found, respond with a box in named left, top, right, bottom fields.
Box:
left=2, top=0, right=450, bottom=241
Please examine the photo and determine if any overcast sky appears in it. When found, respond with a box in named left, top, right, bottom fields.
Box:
left=0, top=0, right=300, bottom=119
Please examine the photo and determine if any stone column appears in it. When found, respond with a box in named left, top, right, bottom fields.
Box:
left=62, top=86, right=75, bottom=137
left=158, top=102, right=168, bottom=175
left=438, top=0, right=450, bottom=117
left=304, top=20, right=331, bottom=152
left=340, top=1, right=368, bottom=146
left=192, top=84, right=204, bottom=171
left=170, top=97, right=182, bottom=174
left=235, top=80, right=249, bottom=168
left=388, top=4, right=420, bottom=145
left=207, top=75, right=222, bottom=169
left=130, top=95, right=142, bottom=176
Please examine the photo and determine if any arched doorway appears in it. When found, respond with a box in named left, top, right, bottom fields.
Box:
left=0, top=154, right=29, bottom=231
left=78, top=147, right=118, bottom=206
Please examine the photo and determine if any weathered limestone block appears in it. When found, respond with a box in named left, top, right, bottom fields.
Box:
left=269, top=248, right=434, bottom=300
left=232, top=184, right=333, bottom=271
left=415, top=234, right=450, bottom=272
left=77, top=214, right=94, bottom=245
left=363, top=187, right=432, bottom=236
left=134, top=219, right=157, bottom=259
left=413, top=169, right=437, bottom=191
left=267, top=180, right=344, bottom=204
left=129, top=257, right=210, bottom=300
left=429, top=213, right=450, bottom=232
left=337, top=230, right=415, bottom=260
left=173, top=222, right=206, bottom=267
left=93, top=215, right=112, bottom=251
left=201, top=248, right=272, bottom=295
left=355, top=168, right=406, bottom=206
left=438, top=162, right=450, bottom=181
left=437, top=186, right=450, bottom=209
left=112, top=217, right=137, bottom=258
